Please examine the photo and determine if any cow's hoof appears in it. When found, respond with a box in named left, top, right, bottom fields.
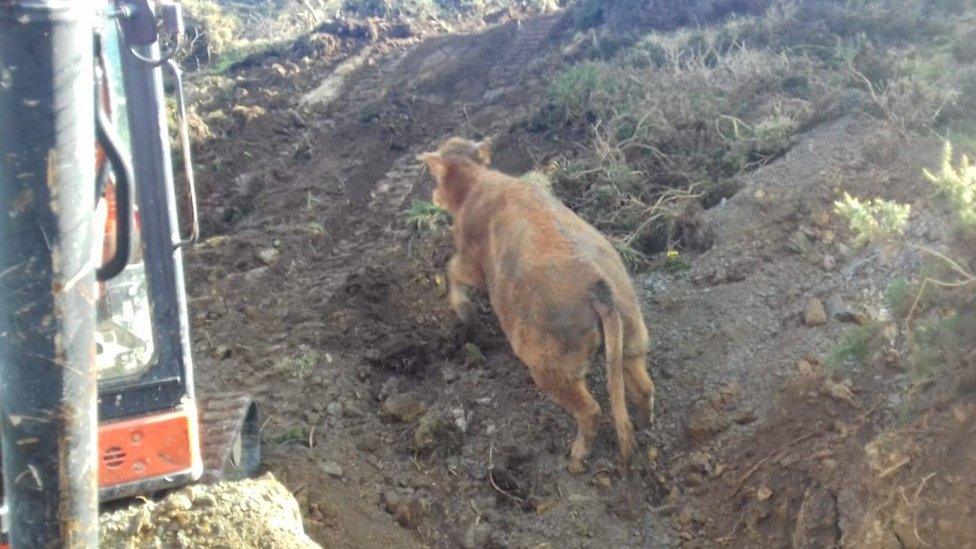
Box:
left=567, top=460, right=586, bottom=475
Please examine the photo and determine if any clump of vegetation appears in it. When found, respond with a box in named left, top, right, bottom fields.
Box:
left=544, top=0, right=976, bottom=262
left=826, top=324, right=879, bottom=372
left=180, top=0, right=241, bottom=66
left=271, top=425, right=309, bottom=446
left=884, top=277, right=914, bottom=320
left=273, top=346, right=320, bottom=379
left=403, top=199, right=449, bottom=233
left=909, top=314, right=963, bottom=381
left=924, top=141, right=976, bottom=229
left=403, top=199, right=452, bottom=275
left=833, top=193, right=910, bottom=247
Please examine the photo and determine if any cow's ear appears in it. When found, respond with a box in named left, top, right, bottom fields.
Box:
left=419, top=152, right=449, bottom=182
left=475, top=138, right=492, bottom=165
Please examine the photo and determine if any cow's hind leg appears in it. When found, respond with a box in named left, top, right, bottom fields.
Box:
left=624, top=355, right=655, bottom=425
left=532, top=370, right=601, bottom=474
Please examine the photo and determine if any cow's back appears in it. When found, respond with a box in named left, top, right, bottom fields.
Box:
left=464, top=179, right=646, bottom=358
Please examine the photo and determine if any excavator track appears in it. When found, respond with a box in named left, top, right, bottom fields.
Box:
left=197, top=392, right=261, bottom=484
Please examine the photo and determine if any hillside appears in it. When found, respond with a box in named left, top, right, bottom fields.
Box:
left=108, top=0, right=976, bottom=546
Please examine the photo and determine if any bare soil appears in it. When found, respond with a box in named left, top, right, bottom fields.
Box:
left=167, top=8, right=976, bottom=548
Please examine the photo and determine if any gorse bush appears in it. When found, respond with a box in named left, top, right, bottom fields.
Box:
left=833, top=193, right=910, bottom=247
left=924, top=141, right=976, bottom=229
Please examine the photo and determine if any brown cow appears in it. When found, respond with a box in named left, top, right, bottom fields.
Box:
left=420, top=138, right=655, bottom=473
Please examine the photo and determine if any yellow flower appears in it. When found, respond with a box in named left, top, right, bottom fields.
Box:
left=666, top=249, right=679, bottom=259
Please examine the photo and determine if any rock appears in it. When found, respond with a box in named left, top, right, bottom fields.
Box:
left=192, top=494, right=216, bottom=508
left=413, top=411, right=463, bottom=454
left=647, top=447, right=659, bottom=462
left=788, top=231, right=813, bottom=254
left=343, top=403, right=364, bottom=418
left=797, top=359, right=816, bottom=377
left=462, top=521, right=493, bottom=549
left=822, top=379, right=858, bottom=408
left=256, top=247, right=280, bottom=266
left=167, top=494, right=193, bottom=512
left=243, top=266, right=268, bottom=282
left=384, top=494, right=422, bottom=530
left=450, top=407, right=469, bottom=433
left=803, top=298, right=828, bottom=327
left=441, top=366, right=458, bottom=383
left=822, top=255, right=836, bottom=271
left=825, top=295, right=868, bottom=324
left=686, top=403, right=729, bottom=440
left=321, top=461, right=344, bottom=478
left=463, top=343, right=486, bottom=368
left=327, top=401, right=343, bottom=418
left=791, top=486, right=839, bottom=548
left=732, top=409, right=757, bottom=425
left=756, top=486, right=773, bottom=502
left=377, top=377, right=400, bottom=402
left=593, top=474, right=612, bottom=490
left=380, top=392, right=426, bottom=423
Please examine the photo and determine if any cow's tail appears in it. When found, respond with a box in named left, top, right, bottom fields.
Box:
left=589, top=279, right=634, bottom=464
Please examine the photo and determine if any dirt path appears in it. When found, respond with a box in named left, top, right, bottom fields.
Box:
left=181, top=9, right=976, bottom=548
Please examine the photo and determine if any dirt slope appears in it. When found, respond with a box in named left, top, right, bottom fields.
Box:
left=177, top=7, right=976, bottom=548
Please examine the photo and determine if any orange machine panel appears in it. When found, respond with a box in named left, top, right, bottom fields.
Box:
left=98, top=406, right=200, bottom=488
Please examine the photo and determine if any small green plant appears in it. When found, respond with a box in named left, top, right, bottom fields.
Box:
left=826, top=324, right=878, bottom=371
left=611, top=237, right=648, bottom=272
left=271, top=426, right=308, bottom=446
left=884, top=277, right=914, bottom=319
left=923, top=141, right=976, bottom=228
left=547, top=62, right=632, bottom=124
left=910, top=314, right=962, bottom=380
left=403, top=199, right=449, bottom=233
left=833, top=193, right=911, bottom=246
left=273, top=346, right=319, bottom=379
left=662, top=249, right=691, bottom=273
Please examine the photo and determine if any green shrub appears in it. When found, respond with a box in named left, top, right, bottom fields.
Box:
left=911, top=314, right=962, bottom=380
left=833, top=193, right=910, bottom=247
left=547, top=62, right=633, bottom=124
left=884, top=277, right=914, bottom=319
left=827, top=325, right=878, bottom=371
left=924, top=141, right=976, bottom=228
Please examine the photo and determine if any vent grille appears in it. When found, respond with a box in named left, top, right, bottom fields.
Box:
left=103, top=446, right=126, bottom=469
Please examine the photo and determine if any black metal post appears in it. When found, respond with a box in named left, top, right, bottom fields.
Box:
left=0, top=1, right=99, bottom=547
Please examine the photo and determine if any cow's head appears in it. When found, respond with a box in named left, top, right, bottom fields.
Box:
left=419, top=137, right=492, bottom=212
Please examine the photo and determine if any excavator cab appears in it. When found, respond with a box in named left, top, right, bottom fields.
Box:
left=0, top=1, right=260, bottom=543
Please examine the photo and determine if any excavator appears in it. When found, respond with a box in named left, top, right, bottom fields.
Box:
left=0, top=1, right=260, bottom=546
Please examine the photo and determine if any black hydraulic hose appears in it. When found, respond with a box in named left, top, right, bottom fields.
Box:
left=95, top=100, right=133, bottom=281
